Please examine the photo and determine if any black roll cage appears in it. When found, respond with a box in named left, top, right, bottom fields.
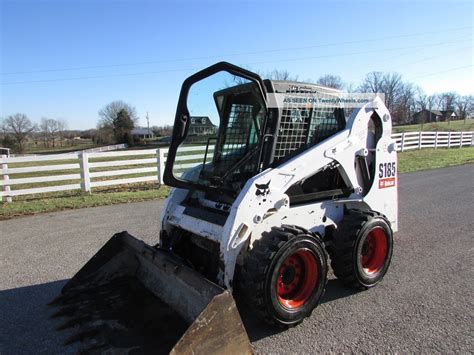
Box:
left=163, top=62, right=269, bottom=196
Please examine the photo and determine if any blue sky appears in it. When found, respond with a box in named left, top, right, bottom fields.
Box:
left=1, top=0, right=473, bottom=130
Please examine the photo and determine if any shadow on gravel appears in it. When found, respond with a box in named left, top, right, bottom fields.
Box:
left=320, top=279, right=362, bottom=304
left=0, top=278, right=362, bottom=353
left=0, top=279, right=78, bottom=354
left=238, top=278, right=362, bottom=343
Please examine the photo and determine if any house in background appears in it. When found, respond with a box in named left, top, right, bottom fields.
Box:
left=440, top=110, right=458, bottom=121
left=131, top=127, right=154, bottom=139
left=411, top=109, right=443, bottom=124
left=411, top=109, right=458, bottom=124
left=188, top=116, right=217, bottom=135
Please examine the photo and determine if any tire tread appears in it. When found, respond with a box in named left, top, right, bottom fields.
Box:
left=327, top=209, right=389, bottom=289
left=240, top=225, right=326, bottom=326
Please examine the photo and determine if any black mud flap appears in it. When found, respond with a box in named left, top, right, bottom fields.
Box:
left=50, top=231, right=252, bottom=354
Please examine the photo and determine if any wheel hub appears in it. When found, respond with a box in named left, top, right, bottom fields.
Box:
left=360, top=227, right=388, bottom=275
left=276, top=249, right=318, bottom=309
left=281, top=266, right=296, bottom=285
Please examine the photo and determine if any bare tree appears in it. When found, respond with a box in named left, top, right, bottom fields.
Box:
left=428, top=94, right=439, bottom=111
left=231, top=75, right=250, bottom=86
left=416, top=89, right=439, bottom=125
left=439, top=92, right=459, bottom=124
left=359, top=72, right=404, bottom=123
left=393, top=82, right=416, bottom=124
left=316, top=74, right=344, bottom=89
left=415, top=88, right=427, bottom=126
left=98, top=100, right=138, bottom=129
left=382, top=73, right=404, bottom=116
left=40, top=118, right=61, bottom=147
left=40, top=118, right=50, bottom=147
left=456, top=95, right=473, bottom=122
left=359, top=71, right=385, bottom=93
left=57, top=119, right=68, bottom=146
left=229, top=68, right=299, bottom=87
left=1, top=113, right=36, bottom=153
left=439, top=92, right=458, bottom=112
left=344, top=82, right=357, bottom=93
left=428, top=94, right=441, bottom=123
left=266, top=69, right=297, bottom=81
left=416, top=88, right=428, bottom=111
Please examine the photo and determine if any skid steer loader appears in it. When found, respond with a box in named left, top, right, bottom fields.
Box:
left=52, top=62, right=397, bottom=353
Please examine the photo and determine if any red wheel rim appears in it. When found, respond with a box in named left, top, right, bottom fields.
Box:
left=360, top=227, right=388, bottom=275
left=276, top=249, right=318, bottom=309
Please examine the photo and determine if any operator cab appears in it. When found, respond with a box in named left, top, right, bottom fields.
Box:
left=164, top=62, right=346, bottom=200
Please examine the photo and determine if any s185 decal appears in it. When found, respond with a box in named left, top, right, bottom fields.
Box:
left=379, top=162, right=396, bottom=178
left=378, top=162, right=396, bottom=189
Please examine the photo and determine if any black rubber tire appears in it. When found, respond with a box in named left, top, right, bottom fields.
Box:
left=327, top=209, right=393, bottom=289
left=239, top=225, right=328, bottom=326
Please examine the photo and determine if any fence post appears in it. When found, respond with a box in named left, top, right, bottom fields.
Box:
left=401, top=133, right=406, bottom=152
left=434, top=131, right=438, bottom=149
left=460, top=132, right=463, bottom=148
left=1, top=155, right=12, bottom=203
left=472, top=132, right=474, bottom=147
left=418, top=131, right=422, bottom=149
left=79, top=152, right=91, bottom=193
left=157, top=148, right=166, bottom=185
left=448, top=131, right=451, bottom=148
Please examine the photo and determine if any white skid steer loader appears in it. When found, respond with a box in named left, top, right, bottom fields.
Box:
left=52, top=62, right=398, bottom=353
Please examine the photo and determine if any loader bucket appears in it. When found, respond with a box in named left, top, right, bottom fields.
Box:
left=50, top=231, right=252, bottom=354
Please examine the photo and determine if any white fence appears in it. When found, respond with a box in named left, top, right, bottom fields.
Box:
left=83, top=143, right=128, bottom=153
left=392, top=131, right=473, bottom=152
left=1, top=131, right=473, bottom=202
left=0, top=149, right=160, bottom=202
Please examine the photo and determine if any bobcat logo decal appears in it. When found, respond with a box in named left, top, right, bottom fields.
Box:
left=255, top=180, right=271, bottom=202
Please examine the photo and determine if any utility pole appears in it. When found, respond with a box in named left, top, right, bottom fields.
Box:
left=146, top=112, right=150, bottom=138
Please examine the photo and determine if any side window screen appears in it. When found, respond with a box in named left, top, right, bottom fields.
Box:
left=308, top=110, right=343, bottom=145
left=274, top=106, right=345, bottom=161
left=199, top=90, right=265, bottom=185
left=224, top=103, right=257, bottom=153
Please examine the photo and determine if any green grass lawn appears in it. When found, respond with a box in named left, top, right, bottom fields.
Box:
left=25, top=139, right=98, bottom=154
left=0, top=183, right=170, bottom=220
left=394, top=120, right=474, bottom=133
left=398, top=146, right=474, bottom=173
left=1, top=147, right=473, bottom=219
